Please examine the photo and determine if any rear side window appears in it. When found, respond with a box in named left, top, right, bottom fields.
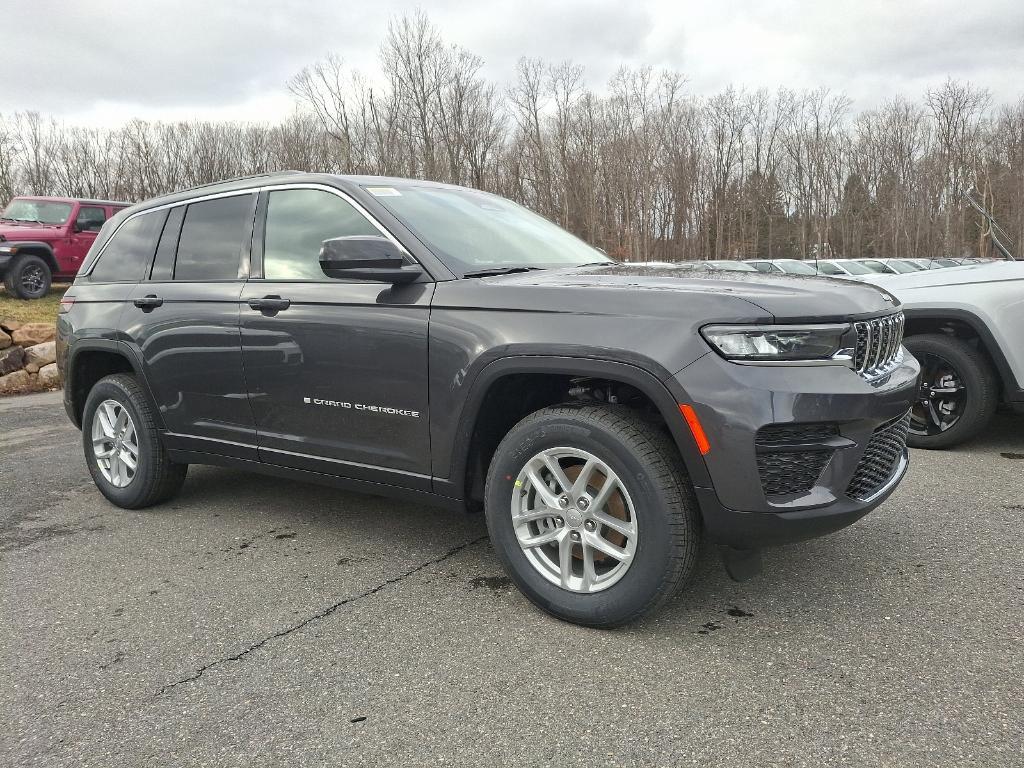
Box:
left=174, top=195, right=252, bottom=281
left=90, top=210, right=168, bottom=283
left=263, top=189, right=379, bottom=280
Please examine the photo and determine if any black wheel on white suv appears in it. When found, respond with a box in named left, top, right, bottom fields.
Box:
left=4, top=254, right=52, bottom=299
left=484, top=403, right=700, bottom=627
left=904, top=334, right=997, bottom=450
left=82, top=373, right=188, bottom=508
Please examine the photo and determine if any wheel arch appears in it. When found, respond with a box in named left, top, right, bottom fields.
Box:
left=66, top=340, right=163, bottom=429
left=444, top=356, right=712, bottom=508
left=902, top=308, right=1018, bottom=400
left=4, top=241, right=58, bottom=273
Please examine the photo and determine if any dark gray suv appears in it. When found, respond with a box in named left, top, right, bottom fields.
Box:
left=57, top=172, right=919, bottom=626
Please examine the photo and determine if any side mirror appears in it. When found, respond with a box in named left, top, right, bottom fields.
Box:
left=319, top=236, right=422, bottom=284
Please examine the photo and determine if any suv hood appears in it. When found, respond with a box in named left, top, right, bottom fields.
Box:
left=859, top=260, right=1024, bottom=291
left=0, top=222, right=62, bottom=240
left=483, top=263, right=898, bottom=321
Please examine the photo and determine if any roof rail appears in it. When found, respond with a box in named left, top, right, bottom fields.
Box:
left=178, top=170, right=308, bottom=195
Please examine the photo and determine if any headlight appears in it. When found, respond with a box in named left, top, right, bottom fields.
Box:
left=0, top=245, right=14, bottom=253
left=701, top=323, right=853, bottom=362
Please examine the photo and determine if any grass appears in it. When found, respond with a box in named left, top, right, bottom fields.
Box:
left=0, top=284, right=68, bottom=326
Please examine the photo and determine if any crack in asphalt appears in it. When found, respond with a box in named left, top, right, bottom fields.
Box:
left=157, top=533, right=488, bottom=696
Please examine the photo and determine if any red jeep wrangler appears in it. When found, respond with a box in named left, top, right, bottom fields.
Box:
left=0, top=196, right=130, bottom=299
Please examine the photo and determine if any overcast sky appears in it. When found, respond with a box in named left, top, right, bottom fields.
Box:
left=7, top=0, right=1023, bottom=126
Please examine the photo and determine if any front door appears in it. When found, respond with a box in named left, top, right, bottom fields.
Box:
left=239, top=186, right=433, bottom=489
left=61, top=205, right=107, bottom=275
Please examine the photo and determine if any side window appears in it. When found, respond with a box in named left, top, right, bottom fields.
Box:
left=89, top=210, right=168, bottom=283
left=174, top=194, right=252, bottom=281
left=76, top=206, right=106, bottom=232
left=151, top=206, right=185, bottom=281
left=263, top=189, right=380, bottom=280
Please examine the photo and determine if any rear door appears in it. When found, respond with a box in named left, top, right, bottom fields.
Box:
left=239, top=185, right=433, bottom=487
left=121, top=193, right=258, bottom=458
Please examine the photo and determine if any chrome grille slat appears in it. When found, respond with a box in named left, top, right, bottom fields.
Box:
left=854, top=312, right=904, bottom=379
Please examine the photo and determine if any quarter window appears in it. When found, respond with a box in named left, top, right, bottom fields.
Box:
left=263, top=189, right=380, bottom=280
left=174, top=194, right=253, bottom=281
left=90, top=210, right=167, bottom=283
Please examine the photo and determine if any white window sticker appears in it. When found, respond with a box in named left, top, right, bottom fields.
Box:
left=366, top=187, right=402, bottom=197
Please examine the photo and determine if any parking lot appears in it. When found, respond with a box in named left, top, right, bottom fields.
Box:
left=1, top=390, right=1021, bottom=767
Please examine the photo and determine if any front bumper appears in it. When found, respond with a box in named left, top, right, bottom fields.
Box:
left=667, top=348, right=919, bottom=549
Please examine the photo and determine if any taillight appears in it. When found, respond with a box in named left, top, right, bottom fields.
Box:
left=59, top=296, right=75, bottom=314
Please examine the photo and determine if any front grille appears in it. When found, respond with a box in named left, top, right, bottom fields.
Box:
left=756, top=450, right=833, bottom=497
left=853, top=313, right=905, bottom=377
left=846, top=411, right=911, bottom=500
left=756, top=423, right=839, bottom=448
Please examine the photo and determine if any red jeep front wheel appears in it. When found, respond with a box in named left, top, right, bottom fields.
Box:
left=4, top=254, right=52, bottom=299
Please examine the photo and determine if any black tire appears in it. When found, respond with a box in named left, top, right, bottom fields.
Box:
left=4, top=254, right=52, bottom=299
left=484, top=404, right=700, bottom=628
left=82, top=373, right=187, bottom=509
left=904, top=334, right=997, bottom=450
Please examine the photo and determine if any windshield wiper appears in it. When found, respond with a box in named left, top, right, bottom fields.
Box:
left=461, top=266, right=546, bottom=278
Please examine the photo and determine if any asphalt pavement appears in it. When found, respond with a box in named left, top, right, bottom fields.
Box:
left=2, top=391, right=1022, bottom=767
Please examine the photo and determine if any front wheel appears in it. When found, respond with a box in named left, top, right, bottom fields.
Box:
left=484, top=404, right=700, bottom=627
left=4, top=254, right=52, bottom=299
left=904, top=334, right=997, bottom=449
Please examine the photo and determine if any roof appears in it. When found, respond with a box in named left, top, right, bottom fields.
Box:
left=12, top=195, right=130, bottom=206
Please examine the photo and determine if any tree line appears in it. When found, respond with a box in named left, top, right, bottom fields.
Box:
left=2, top=11, right=1020, bottom=261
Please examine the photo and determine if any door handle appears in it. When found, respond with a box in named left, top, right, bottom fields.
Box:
left=248, top=295, right=291, bottom=314
left=133, top=295, right=163, bottom=311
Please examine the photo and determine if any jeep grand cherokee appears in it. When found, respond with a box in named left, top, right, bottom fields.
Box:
left=56, top=172, right=919, bottom=627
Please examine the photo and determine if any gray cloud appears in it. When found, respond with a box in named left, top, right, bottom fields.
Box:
left=4, top=0, right=1022, bottom=121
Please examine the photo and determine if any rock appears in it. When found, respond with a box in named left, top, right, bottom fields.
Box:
left=0, top=369, right=31, bottom=394
left=0, top=319, right=22, bottom=334
left=24, top=340, right=56, bottom=372
left=0, top=329, right=10, bottom=349
left=12, top=323, right=56, bottom=347
left=0, top=345, right=25, bottom=376
left=38, top=362, right=61, bottom=388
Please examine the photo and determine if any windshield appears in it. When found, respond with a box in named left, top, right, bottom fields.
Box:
left=815, top=261, right=845, bottom=275
left=886, top=260, right=918, bottom=273
left=362, top=184, right=610, bottom=274
left=777, top=260, right=818, bottom=275
left=708, top=261, right=757, bottom=271
left=1, top=199, right=73, bottom=225
left=837, top=260, right=872, bottom=275
left=857, top=260, right=893, bottom=274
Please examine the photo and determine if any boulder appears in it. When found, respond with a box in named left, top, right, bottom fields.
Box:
left=24, top=341, right=56, bottom=373
left=0, top=345, right=25, bottom=376
left=0, top=369, right=31, bottom=394
left=0, top=329, right=10, bottom=349
left=0, top=319, right=22, bottom=334
left=38, top=362, right=61, bottom=388
left=12, top=323, right=56, bottom=347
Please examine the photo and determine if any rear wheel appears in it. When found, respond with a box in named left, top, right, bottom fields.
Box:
left=82, top=373, right=187, bottom=508
left=484, top=404, right=700, bottom=627
left=904, top=334, right=997, bottom=449
left=4, top=254, right=52, bottom=299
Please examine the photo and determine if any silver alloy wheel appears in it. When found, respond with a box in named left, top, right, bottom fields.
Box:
left=91, top=399, right=140, bottom=488
left=510, top=447, right=638, bottom=593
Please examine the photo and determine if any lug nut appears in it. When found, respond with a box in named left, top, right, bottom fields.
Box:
left=557, top=496, right=570, bottom=509
left=584, top=520, right=596, bottom=531
left=577, top=497, right=590, bottom=511
left=570, top=531, right=581, bottom=541
left=555, top=517, right=564, bottom=527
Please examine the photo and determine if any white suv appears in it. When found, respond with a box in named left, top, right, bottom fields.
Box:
left=863, top=261, right=1024, bottom=448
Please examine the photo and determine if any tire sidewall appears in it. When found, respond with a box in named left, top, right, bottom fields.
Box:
left=485, top=412, right=678, bottom=626
left=82, top=377, right=155, bottom=508
left=12, top=255, right=51, bottom=300
left=905, top=335, right=994, bottom=449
